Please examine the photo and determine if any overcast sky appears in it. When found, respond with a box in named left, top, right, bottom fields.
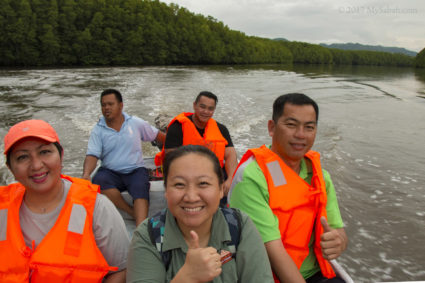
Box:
left=161, top=0, right=425, bottom=53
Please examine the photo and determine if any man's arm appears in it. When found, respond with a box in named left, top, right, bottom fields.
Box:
left=265, top=240, right=305, bottom=283
left=163, top=120, right=183, bottom=157
left=223, top=146, right=237, bottom=195
left=164, top=120, right=183, bottom=149
left=155, top=130, right=166, bottom=144
left=216, top=123, right=237, bottom=194
left=84, top=126, right=102, bottom=180
left=82, top=155, right=98, bottom=180
left=152, top=130, right=166, bottom=150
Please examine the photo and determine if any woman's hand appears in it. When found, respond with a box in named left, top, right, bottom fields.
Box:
left=172, top=231, right=222, bottom=283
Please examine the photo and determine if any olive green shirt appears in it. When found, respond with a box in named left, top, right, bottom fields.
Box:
left=127, top=208, right=274, bottom=283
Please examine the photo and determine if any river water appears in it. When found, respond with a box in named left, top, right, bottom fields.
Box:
left=1, top=64, right=424, bottom=282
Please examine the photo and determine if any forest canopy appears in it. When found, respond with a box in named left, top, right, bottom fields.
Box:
left=0, top=0, right=417, bottom=67
left=415, top=48, right=425, bottom=68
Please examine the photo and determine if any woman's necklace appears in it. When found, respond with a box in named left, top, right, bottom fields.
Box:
left=24, top=182, right=65, bottom=214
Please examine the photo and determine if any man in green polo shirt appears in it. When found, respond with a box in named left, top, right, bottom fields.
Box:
left=229, top=93, right=348, bottom=283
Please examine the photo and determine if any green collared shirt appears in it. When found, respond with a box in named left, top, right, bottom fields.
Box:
left=229, top=148, right=344, bottom=279
left=127, top=208, right=274, bottom=283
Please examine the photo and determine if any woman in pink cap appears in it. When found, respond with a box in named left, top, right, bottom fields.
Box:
left=0, top=120, right=128, bottom=282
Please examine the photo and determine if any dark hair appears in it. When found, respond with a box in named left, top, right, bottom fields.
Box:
left=101, top=89, right=123, bottom=103
left=6, top=141, right=63, bottom=166
left=194, top=91, right=218, bottom=105
left=163, top=145, right=224, bottom=186
left=272, top=93, right=319, bottom=122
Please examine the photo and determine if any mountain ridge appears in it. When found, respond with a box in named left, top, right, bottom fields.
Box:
left=319, top=42, right=417, bottom=57
left=272, top=39, right=417, bottom=57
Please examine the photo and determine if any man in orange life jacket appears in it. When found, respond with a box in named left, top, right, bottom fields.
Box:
left=156, top=91, right=238, bottom=204
left=229, top=93, right=348, bottom=283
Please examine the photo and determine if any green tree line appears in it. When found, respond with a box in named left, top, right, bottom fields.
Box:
left=0, top=0, right=418, bottom=67
left=416, top=48, right=425, bottom=68
left=281, top=41, right=414, bottom=67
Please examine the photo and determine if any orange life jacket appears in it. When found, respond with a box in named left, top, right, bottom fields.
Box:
left=0, top=175, right=117, bottom=283
left=237, top=145, right=335, bottom=280
left=155, top=112, right=228, bottom=167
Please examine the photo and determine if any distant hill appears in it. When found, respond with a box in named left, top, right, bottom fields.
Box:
left=320, top=43, right=417, bottom=57
left=273, top=38, right=289, bottom=42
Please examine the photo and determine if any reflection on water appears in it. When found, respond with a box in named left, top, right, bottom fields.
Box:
left=414, top=68, right=425, bottom=99
left=1, top=65, right=425, bottom=282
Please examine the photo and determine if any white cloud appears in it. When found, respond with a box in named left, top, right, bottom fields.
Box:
left=161, top=0, right=425, bottom=52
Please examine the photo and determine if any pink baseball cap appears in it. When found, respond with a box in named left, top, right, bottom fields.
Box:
left=4, top=120, right=60, bottom=155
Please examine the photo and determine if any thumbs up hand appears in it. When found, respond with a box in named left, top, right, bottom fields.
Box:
left=187, top=230, right=201, bottom=249
left=320, top=217, right=346, bottom=260
left=178, top=230, right=222, bottom=283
